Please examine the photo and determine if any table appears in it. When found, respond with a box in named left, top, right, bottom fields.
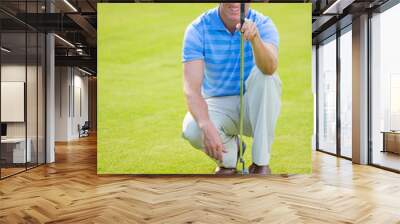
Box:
left=1, top=138, right=31, bottom=163
left=381, top=131, right=400, bottom=154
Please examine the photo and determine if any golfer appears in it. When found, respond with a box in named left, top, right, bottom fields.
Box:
left=182, top=3, right=281, bottom=175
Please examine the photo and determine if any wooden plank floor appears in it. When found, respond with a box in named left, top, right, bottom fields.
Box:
left=1, top=135, right=400, bottom=224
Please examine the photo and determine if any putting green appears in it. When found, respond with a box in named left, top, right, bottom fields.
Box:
left=98, top=3, right=312, bottom=174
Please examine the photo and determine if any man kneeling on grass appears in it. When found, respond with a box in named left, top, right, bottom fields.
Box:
left=181, top=3, right=282, bottom=175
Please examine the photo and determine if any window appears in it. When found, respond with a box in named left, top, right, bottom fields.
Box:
left=340, top=28, right=352, bottom=158
left=371, top=3, right=400, bottom=171
left=0, top=1, right=47, bottom=179
left=318, top=36, right=337, bottom=154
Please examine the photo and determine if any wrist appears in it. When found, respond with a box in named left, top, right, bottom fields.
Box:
left=198, top=120, right=212, bottom=130
left=250, top=33, right=261, bottom=45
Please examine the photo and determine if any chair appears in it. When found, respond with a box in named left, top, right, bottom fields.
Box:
left=79, top=121, right=90, bottom=138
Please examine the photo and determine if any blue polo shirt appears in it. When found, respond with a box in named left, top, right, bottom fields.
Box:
left=182, top=6, right=279, bottom=97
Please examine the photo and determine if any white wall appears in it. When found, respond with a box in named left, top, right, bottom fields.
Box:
left=55, top=66, right=69, bottom=141
left=73, top=70, right=89, bottom=136
left=1, top=64, right=25, bottom=81
left=55, top=67, right=89, bottom=141
left=1, top=63, right=46, bottom=164
left=1, top=65, right=26, bottom=131
left=1, top=65, right=40, bottom=137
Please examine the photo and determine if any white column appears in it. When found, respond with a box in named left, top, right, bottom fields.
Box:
left=352, top=14, right=369, bottom=164
left=46, top=33, right=55, bottom=163
left=46, top=1, right=55, bottom=163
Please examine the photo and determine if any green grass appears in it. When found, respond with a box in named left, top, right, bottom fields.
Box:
left=97, top=3, right=312, bottom=174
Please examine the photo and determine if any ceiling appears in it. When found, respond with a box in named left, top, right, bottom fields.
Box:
left=1, top=0, right=396, bottom=74
left=0, top=0, right=97, bottom=74
left=312, top=0, right=392, bottom=43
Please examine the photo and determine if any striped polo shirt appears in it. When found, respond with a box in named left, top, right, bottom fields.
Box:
left=182, top=6, right=279, bottom=97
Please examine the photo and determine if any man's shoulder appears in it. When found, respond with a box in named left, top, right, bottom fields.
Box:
left=187, top=7, right=218, bottom=30
left=248, top=8, right=272, bottom=25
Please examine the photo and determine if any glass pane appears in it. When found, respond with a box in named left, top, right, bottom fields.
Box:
left=26, top=0, right=38, bottom=169
left=27, top=31, right=38, bottom=169
left=340, top=29, right=352, bottom=158
left=318, top=37, right=337, bottom=154
left=371, top=4, right=400, bottom=171
left=1, top=31, right=27, bottom=177
left=38, top=32, right=45, bottom=165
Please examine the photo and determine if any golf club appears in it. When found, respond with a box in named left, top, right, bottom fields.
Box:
left=238, top=2, right=249, bottom=175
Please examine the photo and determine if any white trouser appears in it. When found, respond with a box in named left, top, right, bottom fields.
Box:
left=182, top=66, right=282, bottom=168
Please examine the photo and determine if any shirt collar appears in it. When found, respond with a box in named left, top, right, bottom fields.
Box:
left=209, top=6, right=252, bottom=31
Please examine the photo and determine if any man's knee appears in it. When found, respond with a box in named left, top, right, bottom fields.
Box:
left=182, top=114, right=203, bottom=149
left=246, top=66, right=282, bottom=98
left=182, top=113, right=229, bottom=150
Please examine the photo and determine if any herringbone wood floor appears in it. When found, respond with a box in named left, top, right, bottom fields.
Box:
left=1, top=134, right=400, bottom=224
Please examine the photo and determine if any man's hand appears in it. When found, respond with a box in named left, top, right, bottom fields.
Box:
left=235, top=19, right=278, bottom=75
left=236, top=19, right=259, bottom=42
left=199, top=121, right=227, bottom=162
left=184, top=60, right=228, bottom=163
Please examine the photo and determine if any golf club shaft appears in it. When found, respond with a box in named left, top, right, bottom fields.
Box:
left=239, top=2, right=245, bottom=173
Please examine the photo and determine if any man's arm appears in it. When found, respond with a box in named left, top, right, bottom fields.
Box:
left=251, top=36, right=278, bottom=75
left=237, top=20, right=278, bottom=75
left=183, top=60, right=226, bottom=162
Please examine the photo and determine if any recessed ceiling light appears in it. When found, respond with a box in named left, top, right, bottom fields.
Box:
left=1, top=47, right=11, bottom=53
left=323, top=0, right=354, bottom=15
left=54, top=34, right=75, bottom=48
left=63, top=0, right=78, bottom=12
left=78, top=67, right=93, bottom=76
